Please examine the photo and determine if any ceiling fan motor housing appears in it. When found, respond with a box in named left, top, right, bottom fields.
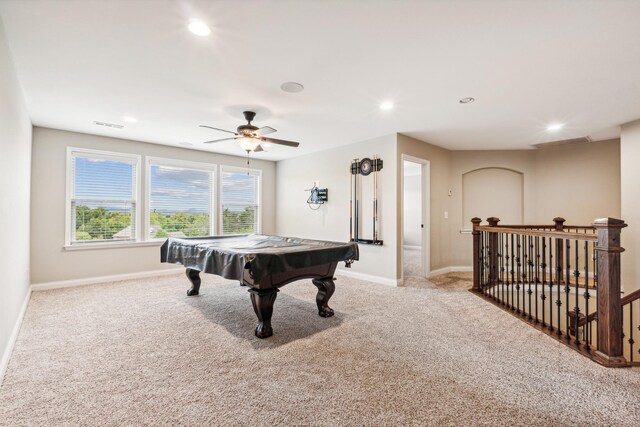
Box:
left=237, top=124, right=259, bottom=134
left=239, top=111, right=259, bottom=135
left=243, top=110, right=256, bottom=123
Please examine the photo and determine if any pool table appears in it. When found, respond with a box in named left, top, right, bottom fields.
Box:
left=160, top=234, right=359, bottom=338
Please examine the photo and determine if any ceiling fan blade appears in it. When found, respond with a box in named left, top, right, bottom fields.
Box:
left=260, top=137, right=300, bottom=147
left=255, top=126, right=277, bottom=136
left=253, top=145, right=264, bottom=152
left=202, top=137, right=237, bottom=144
left=199, top=125, right=237, bottom=135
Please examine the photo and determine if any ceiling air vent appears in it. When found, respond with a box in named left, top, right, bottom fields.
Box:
left=93, top=121, right=123, bottom=129
left=532, top=136, right=592, bottom=149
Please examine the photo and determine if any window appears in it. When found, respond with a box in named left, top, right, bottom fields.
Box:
left=147, top=158, right=215, bottom=239
left=67, top=148, right=140, bottom=245
left=220, top=167, right=261, bottom=234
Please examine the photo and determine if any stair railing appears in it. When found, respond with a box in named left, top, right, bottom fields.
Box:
left=471, top=216, right=631, bottom=367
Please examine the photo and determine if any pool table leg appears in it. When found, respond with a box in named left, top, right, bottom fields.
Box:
left=312, top=278, right=335, bottom=318
left=185, top=268, right=201, bottom=296
left=248, top=288, right=279, bottom=338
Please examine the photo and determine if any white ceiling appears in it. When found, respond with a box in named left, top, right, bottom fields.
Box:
left=1, top=0, right=639, bottom=161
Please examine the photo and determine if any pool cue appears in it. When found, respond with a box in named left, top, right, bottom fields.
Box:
left=349, top=161, right=353, bottom=241
left=354, top=159, right=359, bottom=242
left=373, top=155, right=378, bottom=242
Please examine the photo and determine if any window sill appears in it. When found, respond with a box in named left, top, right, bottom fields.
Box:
left=63, top=240, right=165, bottom=251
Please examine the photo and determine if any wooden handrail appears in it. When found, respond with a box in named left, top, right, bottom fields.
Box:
left=574, top=289, right=640, bottom=329
left=474, top=225, right=597, bottom=241
left=494, top=224, right=596, bottom=231
left=622, top=289, right=640, bottom=305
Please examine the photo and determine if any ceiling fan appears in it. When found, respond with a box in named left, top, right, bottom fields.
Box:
left=200, top=111, right=300, bottom=153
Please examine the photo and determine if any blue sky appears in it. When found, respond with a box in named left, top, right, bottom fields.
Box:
left=75, top=157, right=257, bottom=214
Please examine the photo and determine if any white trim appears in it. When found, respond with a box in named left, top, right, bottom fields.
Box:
left=219, top=165, right=262, bottom=234
left=428, top=266, right=473, bottom=278
left=65, top=146, right=142, bottom=247
left=31, top=268, right=183, bottom=291
left=336, top=268, right=401, bottom=287
left=145, top=156, right=217, bottom=240
left=63, top=240, right=164, bottom=251
left=400, top=154, right=431, bottom=281
left=0, top=286, right=32, bottom=386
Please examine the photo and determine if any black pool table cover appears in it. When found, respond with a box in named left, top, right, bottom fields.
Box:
left=161, top=234, right=359, bottom=281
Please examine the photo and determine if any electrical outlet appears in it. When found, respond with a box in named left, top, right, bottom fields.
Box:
left=444, top=211, right=449, bottom=219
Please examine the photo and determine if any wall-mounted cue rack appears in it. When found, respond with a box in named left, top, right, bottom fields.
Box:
left=350, top=156, right=383, bottom=245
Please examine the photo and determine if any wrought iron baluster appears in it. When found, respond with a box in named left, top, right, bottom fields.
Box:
left=630, top=303, right=634, bottom=362
left=574, top=239, right=581, bottom=346
left=541, top=238, right=547, bottom=327
left=479, top=231, right=483, bottom=290
left=535, top=236, right=540, bottom=323
left=593, top=242, right=598, bottom=348
left=505, top=235, right=510, bottom=308
left=500, top=233, right=505, bottom=305
left=565, top=239, right=571, bottom=342
left=583, top=241, right=590, bottom=350
left=527, top=235, right=533, bottom=319
left=510, top=234, right=515, bottom=311
left=516, top=235, right=521, bottom=314
left=548, top=237, right=554, bottom=332
left=555, top=238, right=562, bottom=336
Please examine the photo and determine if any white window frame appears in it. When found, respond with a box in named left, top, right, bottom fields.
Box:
left=145, top=156, right=216, bottom=241
left=218, top=165, right=262, bottom=235
left=65, top=147, right=142, bottom=248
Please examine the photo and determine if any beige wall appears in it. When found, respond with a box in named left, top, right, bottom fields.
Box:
left=0, top=18, right=32, bottom=373
left=448, top=139, right=620, bottom=268
left=533, top=140, right=620, bottom=224
left=621, top=120, right=640, bottom=293
left=30, top=127, right=277, bottom=284
left=276, top=134, right=398, bottom=283
left=397, top=134, right=452, bottom=274
left=449, top=150, right=537, bottom=267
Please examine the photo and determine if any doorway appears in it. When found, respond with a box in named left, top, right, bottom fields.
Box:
left=402, top=156, right=430, bottom=279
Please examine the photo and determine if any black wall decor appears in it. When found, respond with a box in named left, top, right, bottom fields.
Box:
left=350, top=156, right=383, bottom=245
left=306, top=184, right=328, bottom=210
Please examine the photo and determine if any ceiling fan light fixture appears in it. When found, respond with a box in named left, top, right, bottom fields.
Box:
left=238, top=137, right=260, bottom=152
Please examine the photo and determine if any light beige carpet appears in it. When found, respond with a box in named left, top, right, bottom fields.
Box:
left=1, top=273, right=639, bottom=426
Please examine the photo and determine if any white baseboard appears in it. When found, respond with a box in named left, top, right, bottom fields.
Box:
left=428, top=266, right=472, bottom=278
left=31, top=268, right=184, bottom=291
left=1, top=285, right=32, bottom=386
left=336, top=268, right=401, bottom=287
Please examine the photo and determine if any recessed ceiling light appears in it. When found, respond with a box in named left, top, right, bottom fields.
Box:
left=459, top=97, right=475, bottom=104
left=178, top=142, right=193, bottom=147
left=188, top=20, right=211, bottom=36
left=546, top=123, right=564, bottom=132
left=379, top=102, right=394, bottom=110
left=280, top=82, right=304, bottom=93
left=122, top=116, right=137, bottom=123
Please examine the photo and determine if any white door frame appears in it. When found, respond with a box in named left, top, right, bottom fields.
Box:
left=400, top=154, right=430, bottom=280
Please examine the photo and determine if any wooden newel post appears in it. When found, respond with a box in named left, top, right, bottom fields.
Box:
left=554, top=217, right=565, bottom=286
left=487, top=217, right=500, bottom=288
left=593, top=217, right=627, bottom=365
left=471, top=217, right=482, bottom=291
